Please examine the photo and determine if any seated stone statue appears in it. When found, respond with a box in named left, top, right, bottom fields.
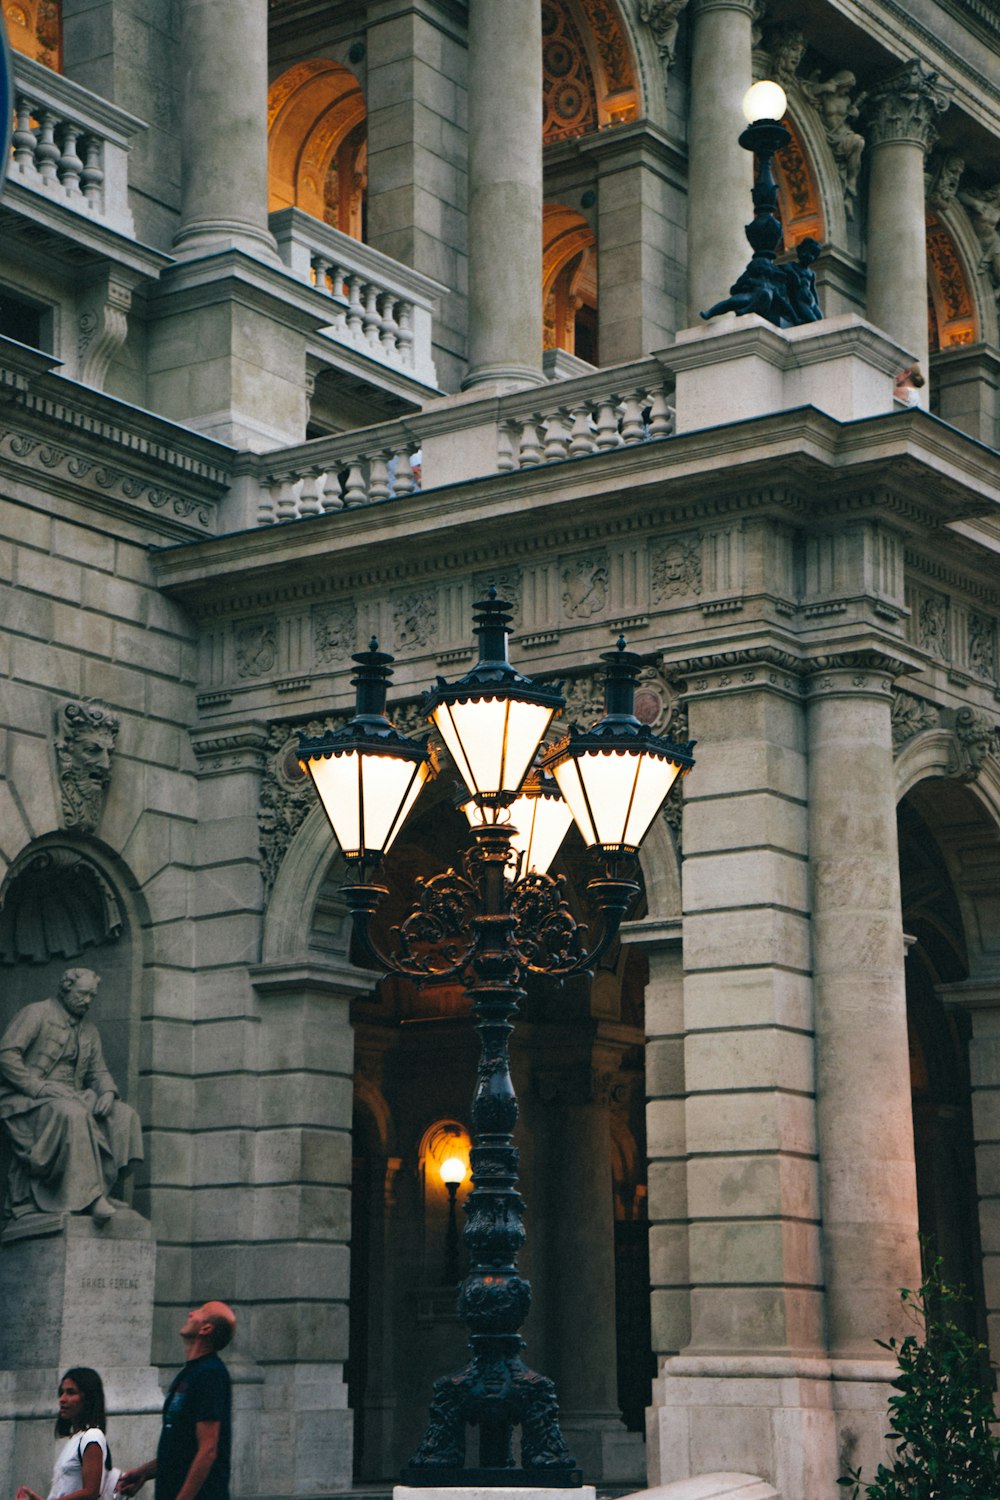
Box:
left=0, top=967, right=143, bottom=1228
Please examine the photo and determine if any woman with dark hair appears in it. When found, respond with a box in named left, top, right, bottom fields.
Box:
left=15, top=1367, right=115, bottom=1500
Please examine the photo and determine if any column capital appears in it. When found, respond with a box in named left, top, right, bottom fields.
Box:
left=804, top=652, right=908, bottom=702
left=690, top=0, right=759, bottom=18
left=864, top=60, right=953, bottom=154
left=189, top=720, right=270, bottom=775
left=671, top=648, right=804, bottom=702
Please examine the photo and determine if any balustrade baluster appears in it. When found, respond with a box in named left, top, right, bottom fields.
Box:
left=378, top=292, right=399, bottom=358
left=312, top=253, right=332, bottom=295
left=298, top=471, right=326, bottom=517
left=517, top=417, right=545, bottom=467
left=35, top=111, right=60, bottom=184
left=647, top=387, right=675, bottom=439
left=321, top=471, right=346, bottom=512
left=396, top=302, right=415, bottom=367
left=257, top=485, right=276, bottom=526
left=497, top=421, right=519, bottom=472
left=346, top=276, right=365, bottom=339
left=343, top=460, right=369, bottom=507
left=58, top=123, right=83, bottom=190
left=330, top=264, right=348, bottom=303
left=568, top=402, right=597, bottom=457
left=391, top=447, right=417, bottom=496
left=620, top=390, right=646, bottom=444
left=80, top=137, right=104, bottom=206
left=368, top=451, right=392, bottom=502
left=594, top=398, right=623, bottom=450
left=362, top=283, right=381, bottom=347
left=542, top=409, right=571, bottom=463
left=12, top=99, right=37, bottom=170
left=274, top=477, right=301, bottom=522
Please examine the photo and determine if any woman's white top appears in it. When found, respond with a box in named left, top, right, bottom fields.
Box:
left=48, top=1427, right=108, bottom=1499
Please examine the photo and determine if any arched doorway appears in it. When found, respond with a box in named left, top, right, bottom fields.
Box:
left=543, top=204, right=598, bottom=363
left=337, top=778, right=651, bottom=1481
left=268, top=60, right=367, bottom=239
left=897, top=783, right=988, bottom=1341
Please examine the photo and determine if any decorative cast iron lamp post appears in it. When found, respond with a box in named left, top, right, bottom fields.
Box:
left=700, top=80, right=822, bottom=328
left=298, top=590, right=695, bottom=1485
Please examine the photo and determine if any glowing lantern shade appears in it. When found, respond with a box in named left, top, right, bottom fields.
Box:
left=439, top=1156, right=468, bottom=1188
left=425, top=590, right=565, bottom=808
left=542, top=639, right=696, bottom=854
left=461, top=768, right=574, bottom=878
left=298, top=640, right=433, bottom=864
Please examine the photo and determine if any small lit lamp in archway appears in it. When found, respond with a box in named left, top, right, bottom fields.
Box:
left=298, top=589, right=696, bottom=1485
left=439, top=1154, right=468, bottom=1285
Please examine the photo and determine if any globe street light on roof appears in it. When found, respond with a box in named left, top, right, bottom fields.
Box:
left=742, top=78, right=787, bottom=124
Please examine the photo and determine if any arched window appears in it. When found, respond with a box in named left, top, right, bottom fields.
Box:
left=926, top=212, right=978, bottom=354
left=5, top=0, right=61, bottom=70
left=268, top=59, right=367, bottom=240
left=543, top=204, right=598, bottom=362
left=542, top=0, right=639, bottom=145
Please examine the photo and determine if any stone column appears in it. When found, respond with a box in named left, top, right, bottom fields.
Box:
left=463, top=0, right=544, bottom=389
left=652, top=657, right=838, bottom=1500
left=865, top=61, right=951, bottom=399
left=174, top=0, right=277, bottom=260
left=685, top=0, right=756, bottom=324
left=805, top=660, right=922, bottom=1477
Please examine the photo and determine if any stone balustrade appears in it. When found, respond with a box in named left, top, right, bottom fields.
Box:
left=257, top=420, right=423, bottom=523
left=496, top=360, right=675, bottom=468
left=254, top=357, right=676, bottom=524
left=6, top=52, right=142, bottom=236
left=269, top=207, right=443, bottom=389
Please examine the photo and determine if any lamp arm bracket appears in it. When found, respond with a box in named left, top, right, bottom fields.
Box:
left=509, top=872, right=640, bottom=979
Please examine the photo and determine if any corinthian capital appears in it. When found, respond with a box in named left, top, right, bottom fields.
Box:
left=865, top=59, right=953, bottom=153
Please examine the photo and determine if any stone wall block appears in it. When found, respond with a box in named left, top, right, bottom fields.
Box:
left=258, top=1072, right=354, bottom=1130
left=685, top=792, right=809, bottom=855
left=647, top=1096, right=687, bottom=1157
left=683, top=908, right=811, bottom=974
left=646, top=1035, right=686, bottom=1096
left=688, top=1219, right=822, bottom=1286
left=688, top=1153, right=820, bottom=1222
left=195, top=1128, right=256, bottom=1185
left=686, top=1028, right=814, bottom=1096
left=683, top=848, right=809, bottom=914
left=192, top=911, right=263, bottom=967
left=250, top=1302, right=348, bottom=1365
left=650, top=1288, right=692, bottom=1355
left=254, top=1127, right=352, bottom=1187
left=252, top=1183, right=351, bottom=1241
left=688, top=1285, right=824, bottom=1353
left=687, top=1090, right=817, bottom=1157
left=685, top=970, right=814, bottom=1032
left=242, top=1241, right=349, bottom=1302
left=650, top=1221, right=691, bottom=1284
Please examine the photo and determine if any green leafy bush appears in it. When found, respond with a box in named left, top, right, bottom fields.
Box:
left=839, top=1263, right=1000, bottom=1499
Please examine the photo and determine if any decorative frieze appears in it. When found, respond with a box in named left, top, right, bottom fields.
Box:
left=969, top=611, right=996, bottom=682
left=54, top=701, right=119, bottom=834
left=312, top=602, right=358, bottom=669
left=393, top=588, right=438, bottom=651
left=864, top=60, right=953, bottom=154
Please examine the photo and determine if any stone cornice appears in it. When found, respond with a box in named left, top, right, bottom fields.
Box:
left=0, top=338, right=234, bottom=537
left=153, top=409, right=1000, bottom=610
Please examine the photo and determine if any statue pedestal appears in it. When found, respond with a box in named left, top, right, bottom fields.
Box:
left=0, top=1212, right=163, bottom=1497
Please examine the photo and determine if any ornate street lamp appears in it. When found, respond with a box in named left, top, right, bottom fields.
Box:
left=700, top=80, right=822, bottom=328
left=299, top=590, right=696, bottom=1485
left=440, top=1154, right=468, bottom=1286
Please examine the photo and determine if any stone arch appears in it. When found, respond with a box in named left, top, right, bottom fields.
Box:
left=542, top=0, right=640, bottom=145
left=267, top=59, right=367, bottom=238
left=927, top=207, right=994, bottom=355
left=637, top=811, right=682, bottom=923
left=543, top=203, right=598, bottom=360
left=261, top=800, right=349, bottom=966
left=5, top=0, right=61, bottom=70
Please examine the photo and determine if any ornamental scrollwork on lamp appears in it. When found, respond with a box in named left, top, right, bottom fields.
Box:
left=54, top=701, right=120, bottom=834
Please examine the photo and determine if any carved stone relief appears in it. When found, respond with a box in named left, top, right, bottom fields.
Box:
left=917, top=590, right=950, bottom=661
left=561, top=553, right=609, bottom=620
left=236, top=618, right=278, bottom=678
left=474, top=568, right=523, bottom=629
left=762, top=22, right=806, bottom=88
left=393, top=589, right=438, bottom=651
left=801, top=68, right=866, bottom=215
left=957, top=181, right=1000, bottom=293
left=637, top=0, right=689, bottom=67
left=77, top=271, right=134, bottom=392
left=259, top=728, right=318, bottom=894
left=891, top=689, right=940, bottom=752
left=54, top=700, right=120, bottom=834
left=945, top=705, right=999, bottom=782
left=925, top=149, right=965, bottom=210
left=651, top=533, right=702, bottom=601
left=313, top=601, right=358, bottom=669
left=968, top=612, right=996, bottom=681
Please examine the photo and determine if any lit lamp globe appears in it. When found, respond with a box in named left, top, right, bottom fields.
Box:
left=440, top=1156, right=468, bottom=1190
left=742, top=79, right=787, bottom=125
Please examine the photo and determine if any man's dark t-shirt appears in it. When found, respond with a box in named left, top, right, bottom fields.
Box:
left=155, top=1354, right=232, bottom=1500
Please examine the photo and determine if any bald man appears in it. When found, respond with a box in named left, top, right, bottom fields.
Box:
left=118, top=1302, right=236, bottom=1500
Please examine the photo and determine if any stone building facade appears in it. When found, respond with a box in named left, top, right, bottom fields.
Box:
left=0, top=2, right=999, bottom=1498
